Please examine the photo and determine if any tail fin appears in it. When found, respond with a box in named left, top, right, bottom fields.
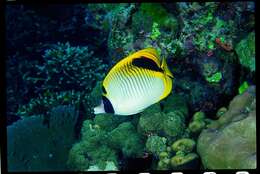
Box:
left=94, top=100, right=105, bottom=114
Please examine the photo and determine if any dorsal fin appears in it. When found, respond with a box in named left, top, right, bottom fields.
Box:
left=138, top=47, right=159, bottom=58
left=161, top=57, right=173, bottom=78
left=128, top=48, right=161, bottom=66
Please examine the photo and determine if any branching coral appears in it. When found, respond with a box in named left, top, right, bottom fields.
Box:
left=16, top=90, right=81, bottom=117
left=39, top=42, right=107, bottom=92
left=19, top=42, right=108, bottom=117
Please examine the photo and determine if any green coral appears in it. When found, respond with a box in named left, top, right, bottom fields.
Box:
left=171, top=138, right=196, bottom=153
left=145, top=135, right=167, bottom=157
left=16, top=90, right=81, bottom=117
left=93, top=114, right=116, bottom=132
left=163, top=94, right=188, bottom=116
left=138, top=111, right=186, bottom=140
left=159, top=151, right=169, bottom=160
left=150, top=22, right=161, bottom=40
left=137, top=104, right=162, bottom=134
left=238, top=81, right=249, bottom=94
left=180, top=3, right=236, bottom=52
left=157, top=157, right=170, bottom=170
left=170, top=153, right=199, bottom=169
left=188, top=111, right=206, bottom=134
left=107, top=4, right=136, bottom=62
left=216, top=107, right=227, bottom=118
left=206, top=72, right=222, bottom=83
left=140, top=3, right=178, bottom=30
left=87, top=161, right=118, bottom=171
left=67, top=119, right=118, bottom=171
left=235, top=32, right=255, bottom=71
left=107, top=122, right=145, bottom=158
left=163, top=111, right=186, bottom=138
left=193, top=111, right=206, bottom=121
left=138, top=94, right=187, bottom=140
left=188, top=121, right=206, bottom=134
left=19, top=42, right=107, bottom=118
left=38, top=42, right=106, bottom=92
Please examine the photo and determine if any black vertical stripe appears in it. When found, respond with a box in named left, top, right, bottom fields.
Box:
left=136, top=68, right=147, bottom=95
left=132, top=67, right=143, bottom=96
left=142, top=69, right=152, bottom=94
left=118, top=67, right=129, bottom=98
left=102, top=96, right=114, bottom=114
left=126, top=65, right=137, bottom=99
left=130, top=66, right=141, bottom=99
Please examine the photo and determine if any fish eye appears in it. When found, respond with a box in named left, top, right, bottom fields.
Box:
left=102, top=96, right=114, bottom=114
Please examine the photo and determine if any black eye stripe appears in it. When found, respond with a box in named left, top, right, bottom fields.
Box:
left=102, top=96, right=114, bottom=114
left=132, top=56, right=163, bottom=72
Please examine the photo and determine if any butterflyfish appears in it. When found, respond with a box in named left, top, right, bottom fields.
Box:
left=94, top=48, right=174, bottom=116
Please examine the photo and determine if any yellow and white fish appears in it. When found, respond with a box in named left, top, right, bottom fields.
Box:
left=94, top=48, right=174, bottom=116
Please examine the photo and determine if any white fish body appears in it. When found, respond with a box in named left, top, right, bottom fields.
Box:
left=94, top=48, right=173, bottom=116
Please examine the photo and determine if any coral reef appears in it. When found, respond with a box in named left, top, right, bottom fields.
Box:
left=16, top=90, right=81, bottom=117
left=15, top=42, right=108, bottom=119
left=188, top=111, right=206, bottom=134
left=138, top=94, right=187, bottom=140
left=156, top=137, right=199, bottom=170
left=25, top=42, right=107, bottom=93
left=5, top=2, right=255, bottom=171
left=145, top=135, right=167, bottom=157
left=67, top=119, right=145, bottom=171
left=87, top=161, right=118, bottom=171
left=171, top=138, right=196, bottom=153
left=170, top=152, right=199, bottom=169
left=238, top=81, right=249, bottom=94
left=67, top=119, right=118, bottom=171
left=139, top=3, right=178, bottom=31
left=7, top=105, right=79, bottom=171
left=215, top=107, right=227, bottom=118
left=107, top=122, right=145, bottom=158
left=235, top=32, right=255, bottom=72
left=107, top=4, right=137, bottom=62
left=197, top=86, right=256, bottom=169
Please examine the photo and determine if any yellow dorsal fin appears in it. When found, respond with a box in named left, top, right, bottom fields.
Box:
left=161, top=57, right=173, bottom=78
left=128, top=48, right=160, bottom=67
left=139, top=47, right=160, bottom=58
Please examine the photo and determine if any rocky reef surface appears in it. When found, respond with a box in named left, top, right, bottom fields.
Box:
left=197, top=86, right=256, bottom=169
